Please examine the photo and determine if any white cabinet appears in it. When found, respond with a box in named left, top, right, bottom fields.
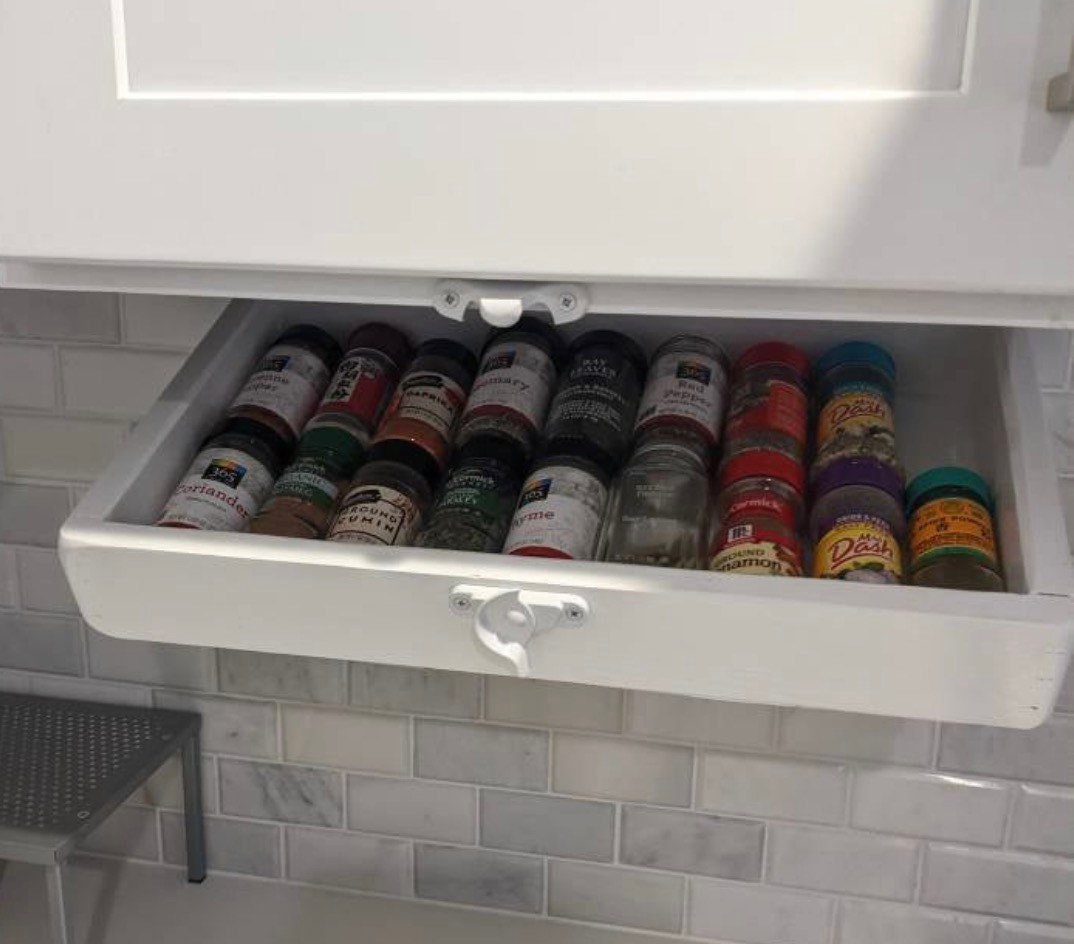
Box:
left=2, top=1, right=1074, bottom=299
left=59, top=300, right=1074, bottom=729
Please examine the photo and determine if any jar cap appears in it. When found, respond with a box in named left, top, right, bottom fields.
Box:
left=812, top=456, right=904, bottom=503
left=344, top=322, right=413, bottom=369
left=529, top=451, right=611, bottom=487
left=569, top=330, right=648, bottom=380
left=484, top=316, right=567, bottom=368
left=633, top=426, right=711, bottom=470
left=814, top=341, right=896, bottom=381
left=455, top=432, right=529, bottom=478
left=906, top=466, right=994, bottom=512
left=414, top=338, right=479, bottom=379
left=296, top=418, right=368, bottom=469
left=719, top=449, right=805, bottom=494
left=367, top=438, right=442, bottom=490
left=732, top=342, right=811, bottom=379
left=213, top=417, right=292, bottom=477
left=654, top=334, right=729, bottom=369
left=278, top=323, right=344, bottom=368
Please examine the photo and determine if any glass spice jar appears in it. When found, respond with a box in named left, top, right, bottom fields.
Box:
left=372, top=338, right=478, bottom=478
left=709, top=450, right=806, bottom=577
left=812, top=341, right=899, bottom=475
left=810, top=457, right=906, bottom=584
left=542, top=330, right=648, bottom=477
left=325, top=455, right=432, bottom=547
left=600, top=427, right=712, bottom=569
left=226, top=324, right=342, bottom=446
left=906, top=467, right=1004, bottom=592
left=157, top=418, right=290, bottom=532
left=722, top=342, right=811, bottom=461
left=416, top=435, right=527, bottom=553
left=634, top=335, right=729, bottom=447
left=455, top=317, right=565, bottom=461
left=248, top=417, right=367, bottom=539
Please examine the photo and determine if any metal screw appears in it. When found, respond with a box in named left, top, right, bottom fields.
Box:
left=442, top=291, right=460, bottom=309
left=449, top=592, right=473, bottom=614
left=558, top=293, right=576, bottom=312
left=77, top=810, right=89, bottom=820
left=563, top=603, right=585, bottom=623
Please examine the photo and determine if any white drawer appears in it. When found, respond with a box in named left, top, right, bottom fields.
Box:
left=59, top=300, right=1074, bottom=728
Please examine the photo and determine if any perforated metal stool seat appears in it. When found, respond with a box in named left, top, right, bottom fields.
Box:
left=0, top=692, right=205, bottom=943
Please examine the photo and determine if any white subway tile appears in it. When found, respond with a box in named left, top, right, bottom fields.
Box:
left=347, top=775, right=475, bottom=844
left=1, top=415, right=126, bottom=480
left=416, top=719, right=547, bottom=790
left=1011, top=785, right=1074, bottom=855
left=0, top=290, right=120, bottom=342
left=778, top=709, right=933, bottom=765
left=219, top=759, right=342, bottom=827
left=625, top=692, right=775, bottom=749
left=484, top=677, right=622, bottom=732
left=995, top=921, right=1074, bottom=944
left=548, top=860, right=683, bottom=933
left=29, top=675, right=150, bottom=706
left=60, top=347, right=184, bottom=417
left=839, top=900, right=990, bottom=944
left=767, top=825, right=918, bottom=900
left=350, top=663, right=481, bottom=719
left=162, top=812, right=279, bottom=878
left=155, top=691, right=278, bottom=759
left=86, top=630, right=214, bottom=690
left=938, top=716, right=1074, bottom=785
left=552, top=733, right=693, bottom=806
left=218, top=650, right=346, bottom=704
left=0, top=610, right=82, bottom=675
left=0, top=545, right=17, bottom=607
left=1029, top=330, right=1072, bottom=389
left=698, top=752, right=846, bottom=824
left=851, top=769, right=1009, bottom=844
left=281, top=705, right=408, bottom=774
left=687, top=878, right=831, bottom=944
left=122, top=295, right=227, bottom=349
left=1044, top=392, right=1074, bottom=473
left=415, top=844, right=542, bottom=913
left=1056, top=656, right=1074, bottom=712
left=81, top=805, right=159, bottom=860
left=15, top=546, right=77, bottom=614
left=0, top=482, right=69, bottom=545
left=923, top=844, right=1074, bottom=924
left=286, top=826, right=411, bottom=895
left=0, top=344, right=56, bottom=409
left=480, top=790, right=614, bottom=861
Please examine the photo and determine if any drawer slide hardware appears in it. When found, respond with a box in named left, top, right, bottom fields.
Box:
left=449, top=584, right=588, bottom=677
left=434, top=280, right=588, bottom=327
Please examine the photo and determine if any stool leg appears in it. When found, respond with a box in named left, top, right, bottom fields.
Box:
left=45, top=863, right=70, bottom=944
left=180, top=733, right=207, bottom=883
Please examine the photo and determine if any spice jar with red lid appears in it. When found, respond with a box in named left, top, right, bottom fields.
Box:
left=722, top=342, right=810, bottom=462
left=709, top=449, right=806, bottom=577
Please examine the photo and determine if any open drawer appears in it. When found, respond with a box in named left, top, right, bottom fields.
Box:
left=59, top=299, right=1074, bottom=728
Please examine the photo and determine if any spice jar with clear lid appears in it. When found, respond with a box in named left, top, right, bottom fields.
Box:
left=813, top=341, right=899, bottom=475
left=709, top=450, right=806, bottom=577
left=810, top=457, right=906, bottom=584
left=326, top=450, right=433, bottom=547
left=601, top=427, right=712, bottom=569
left=906, top=466, right=1004, bottom=591
left=722, top=342, right=810, bottom=461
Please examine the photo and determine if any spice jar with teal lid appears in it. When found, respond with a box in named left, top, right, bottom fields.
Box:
left=906, top=466, right=1004, bottom=592
left=813, top=341, right=900, bottom=476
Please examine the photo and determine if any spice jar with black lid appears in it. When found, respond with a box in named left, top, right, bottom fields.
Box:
left=325, top=452, right=433, bottom=547
left=455, top=317, right=565, bottom=461
left=373, top=338, right=478, bottom=475
left=542, top=330, right=648, bottom=476
left=227, top=324, right=342, bottom=447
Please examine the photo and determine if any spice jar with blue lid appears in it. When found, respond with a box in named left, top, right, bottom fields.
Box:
left=906, top=466, right=1004, bottom=592
left=813, top=341, right=900, bottom=476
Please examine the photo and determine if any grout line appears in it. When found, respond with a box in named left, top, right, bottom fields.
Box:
left=51, top=344, right=64, bottom=413
left=928, top=721, right=942, bottom=770
left=612, top=802, right=622, bottom=864
left=408, top=714, right=416, bottom=777
left=1000, top=784, right=1018, bottom=849
left=842, top=766, right=855, bottom=826
left=680, top=871, right=690, bottom=935
left=542, top=856, right=550, bottom=916
left=278, top=824, right=288, bottom=878
left=828, top=897, right=840, bottom=944
left=911, top=841, right=926, bottom=904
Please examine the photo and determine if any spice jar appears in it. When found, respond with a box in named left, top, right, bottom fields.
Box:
left=249, top=417, right=366, bottom=539
left=542, top=331, right=647, bottom=476
left=455, top=317, right=564, bottom=460
left=906, top=467, right=1004, bottom=592
left=634, top=335, right=729, bottom=447
left=314, top=322, right=412, bottom=444
left=811, top=457, right=906, bottom=584
left=601, top=427, right=711, bottom=569
left=503, top=453, right=610, bottom=560
left=226, top=325, right=342, bottom=446
left=325, top=454, right=432, bottom=546
left=416, top=436, right=527, bottom=553
left=813, top=341, right=899, bottom=475
left=157, top=418, right=289, bottom=532
left=373, top=338, right=478, bottom=476
left=709, top=450, right=806, bottom=577
left=722, top=342, right=810, bottom=461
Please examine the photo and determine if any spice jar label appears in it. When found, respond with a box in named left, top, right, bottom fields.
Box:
left=636, top=354, right=728, bottom=442
left=157, top=446, right=276, bottom=531
left=270, top=458, right=342, bottom=514
left=504, top=465, right=607, bottom=560
left=817, top=384, right=894, bottom=444
left=723, top=489, right=798, bottom=531
left=319, top=350, right=396, bottom=429
left=910, top=497, right=998, bottom=569
left=231, top=344, right=333, bottom=439
left=463, top=342, right=556, bottom=433
left=711, top=522, right=803, bottom=576
left=725, top=379, right=808, bottom=445
left=383, top=371, right=467, bottom=438
left=328, top=485, right=422, bottom=546
left=813, top=513, right=903, bottom=582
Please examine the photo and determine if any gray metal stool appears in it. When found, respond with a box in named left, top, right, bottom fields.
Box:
left=0, top=692, right=205, bottom=943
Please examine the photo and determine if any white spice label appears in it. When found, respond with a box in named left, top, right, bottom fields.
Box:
left=384, top=371, right=467, bottom=439
left=504, top=464, right=607, bottom=560
left=230, top=344, right=332, bottom=439
left=327, top=485, right=422, bottom=546
left=462, top=342, right=556, bottom=433
left=157, top=446, right=276, bottom=531
left=635, top=351, right=728, bottom=443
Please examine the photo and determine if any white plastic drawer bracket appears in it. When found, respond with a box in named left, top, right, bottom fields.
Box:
left=434, top=280, right=588, bottom=327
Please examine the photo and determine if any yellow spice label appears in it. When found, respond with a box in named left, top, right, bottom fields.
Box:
left=813, top=515, right=903, bottom=580
left=817, top=390, right=893, bottom=443
left=909, top=497, right=997, bottom=568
